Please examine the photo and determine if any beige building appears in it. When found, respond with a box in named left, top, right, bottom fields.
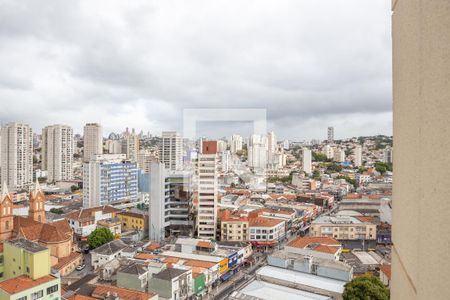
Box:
left=310, top=215, right=376, bottom=240
left=83, top=123, right=103, bottom=162
left=221, top=218, right=249, bottom=242
left=41, top=125, right=74, bottom=182
left=391, top=0, right=450, bottom=299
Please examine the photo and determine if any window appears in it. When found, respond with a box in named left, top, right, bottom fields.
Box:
left=17, top=296, right=27, bottom=300
left=31, top=290, right=43, bottom=300
left=0, top=272, right=3, bottom=278
left=47, top=284, right=59, bottom=294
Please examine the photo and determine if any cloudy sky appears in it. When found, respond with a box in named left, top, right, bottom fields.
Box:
left=0, top=0, right=392, bottom=141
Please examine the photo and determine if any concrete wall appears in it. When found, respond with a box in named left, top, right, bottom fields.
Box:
left=117, top=272, right=147, bottom=292
left=392, top=0, right=450, bottom=299
left=148, top=277, right=172, bottom=299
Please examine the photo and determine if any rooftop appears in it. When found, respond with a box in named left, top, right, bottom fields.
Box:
left=91, top=239, right=128, bottom=255
left=257, top=266, right=346, bottom=294
left=7, top=238, right=47, bottom=253
left=0, top=275, right=57, bottom=294
left=92, top=284, right=156, bottom=300
left=153, top=267, right=189, bottom=280
left=118, top=262, right=148, bottom=275
left=269, top=251, right=352, bottom=272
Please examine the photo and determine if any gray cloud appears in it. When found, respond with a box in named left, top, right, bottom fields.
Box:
left=0, top=0, right=392, bottom=140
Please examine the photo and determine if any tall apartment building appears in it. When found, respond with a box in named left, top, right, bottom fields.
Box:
left=266, top=131, right=276, bottom=169
left=327, top=126, right=334, bottom=143
left=0, top=123, right=33, bottom=190
left=230, top=134, right=243, bottom=154
left=105, top=139, right=122, bottom=154
left=137, top=149, right=157, bottom=173
left=149, top=162, right=193, bottom=242
left=302, top=148, right=312, bottom=175
left=391, top=1, right=450, bottom=299
left=248, top=134, right=267, bottom=170
left=197, top=141, right=218, bottom=240
left=83, top=123, right=103, bottom=162
left=41, top=125, right=73, bottom=182
left=324, top=144, right=334, bottom=160
left=354, top=145, right=362, bottom=167
left=159, top=131, right=182, bottom=171
left=83, top=154, right=138, bottom=208
left=383, top=146, right=393, bottom=164
left=121, top=128, right=140, bottom=161
left=333, top=147, right=345, bottom=163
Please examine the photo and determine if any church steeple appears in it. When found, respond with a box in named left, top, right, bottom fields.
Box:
left=29, top=179, right=46, bottom=223
left=0, top=181, right=14, bottom=240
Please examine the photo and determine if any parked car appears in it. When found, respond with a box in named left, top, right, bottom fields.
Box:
left=76, top=264, right=86, bottom=271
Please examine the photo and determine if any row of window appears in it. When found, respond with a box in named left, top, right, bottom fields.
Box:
left=17, top=284, right=58, bottom=300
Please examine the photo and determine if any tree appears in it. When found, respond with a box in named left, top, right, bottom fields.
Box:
left=343, top=275, right=390, bottom=300
left=374, top=162, right=392, bottom=175
left=87, top=227, right=114, bottom=249
left=50, top=208, right=64, bottom=214
left=312, top=152, right=328, bottom=162
left=71, top=185, right=80, bottom=192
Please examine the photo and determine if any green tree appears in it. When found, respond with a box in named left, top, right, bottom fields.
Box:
left=312, top=152, right=328, bottom=162
left=374, top=162, right=392, bottom=175
left=87, top=227, right=114, bottom=249
left=312, top=170, right=321, bottom=180
left=343, top=275, right=390, bottom=300
left=49, top=208, right=64, bottom=214
left=71, top=185, right=80, bottom=192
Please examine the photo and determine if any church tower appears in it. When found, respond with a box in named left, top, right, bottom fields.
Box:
left=29, top=179, right=46, bottom=223
left=0, top=182, right=14, bottom=240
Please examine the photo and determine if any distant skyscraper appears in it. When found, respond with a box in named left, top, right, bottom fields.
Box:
left=354, top=145, right=362, bottom=167
left=160, top=131, right=182, bottom=171
left=302, top=148, right=312, bottom=175
left=383, top=147, right=393, bottom=164
left=267, top=131, right=276, bottom=169
left=197, top=141, right=218, bottom=239
left=230, top=134, right=243, bottom=154
left=327, top=126, right=334, bottom=143
left=83, top=154, right=138, bottom=208
left=0, top=122, right=33, bottom=190
left=283, top=139, right=290, bottom=150
left=121, top=128, right=140, bottom=161
left=83, top=123, right=103, bottom=162
left=324, top=144, right=334, bottom=160
left=334, top=147, right=345, bottom=163
left=41, top=125, right=74, bottom=182
left=248, top=134, right=267, bottom=170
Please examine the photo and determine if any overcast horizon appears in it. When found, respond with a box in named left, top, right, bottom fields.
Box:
left=0, top=0, right=392, bottom=140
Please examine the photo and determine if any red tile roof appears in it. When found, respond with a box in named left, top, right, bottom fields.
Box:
left=197, top=241, right=214, bottom=249
left=13, top=216, right=72, bottom=243
left=64, top=206, right=120, bottom=222
left=248, top=217, right=284, bottom=228
left=0, top=275, right=57, bottom=294
left=92, top=285, right=156, bottom=300
left=287, top=236, right=341, bottom=249
left=53, top=252, right=82, bottom=270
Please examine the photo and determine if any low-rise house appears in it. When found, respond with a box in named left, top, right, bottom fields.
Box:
left=97, top=218, right=122, bottom=236
left=91, top=240, right=128, bottom=270
left=65, top=206, right=121, bottom=238
left=285, top=236, right=342, bottom=260
left=117, top=262, right=148, bottom=292
left=148, top=267, right=193, bottom=300
left=117, top=211, right=148, bottom=233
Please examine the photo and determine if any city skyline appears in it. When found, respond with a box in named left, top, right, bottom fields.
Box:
left=0, top=0, right=392, bottom=140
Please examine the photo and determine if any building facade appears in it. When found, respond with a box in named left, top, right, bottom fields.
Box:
left=0, top=123, right=33, bottom=191
left=41, top=124, right=74, bottom=182
left=83, top=154, right=138, bottom=208
left=160, top=131, right=182, bottom=171
left=83, top=123, right=103, bottom=162
left=197, top=141, right=218, bottom=240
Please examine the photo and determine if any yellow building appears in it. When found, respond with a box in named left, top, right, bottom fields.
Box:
left=117, top=211, right=148, bottom=232
left=221, top=219, right=249, bottom=242
left=3, top=239, right=51, bottom=281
